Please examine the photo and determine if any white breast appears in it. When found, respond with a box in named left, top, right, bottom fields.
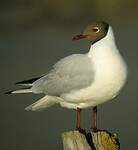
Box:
left=85, top=47, right=127, bottom=105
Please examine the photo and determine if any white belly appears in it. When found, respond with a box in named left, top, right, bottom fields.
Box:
left=60, top=50, right=127, bottom=109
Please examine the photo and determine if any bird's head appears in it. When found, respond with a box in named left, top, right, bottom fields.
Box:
left=72, top=21, right=109, bottom=44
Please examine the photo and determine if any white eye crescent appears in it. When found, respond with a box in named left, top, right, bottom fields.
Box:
left=92, top=27, right=100, bottom=33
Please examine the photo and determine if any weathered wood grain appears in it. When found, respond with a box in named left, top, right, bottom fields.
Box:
left=62, top=130, right=120, bottom=150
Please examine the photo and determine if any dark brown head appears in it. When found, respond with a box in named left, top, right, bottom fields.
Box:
left=72, top=21, right=109, bottom=44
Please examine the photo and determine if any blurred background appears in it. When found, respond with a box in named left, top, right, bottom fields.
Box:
left=0, top=0, right=138, bottom=149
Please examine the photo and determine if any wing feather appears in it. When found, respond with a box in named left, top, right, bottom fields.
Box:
left=32, top=54, right=94, bottom=95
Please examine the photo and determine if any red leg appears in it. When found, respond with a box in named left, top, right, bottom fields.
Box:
left=75, top=108, right=86, bottom=134
left=92, top=106, right=97, bottom=131
left=76, top=107, right=82, bottom=130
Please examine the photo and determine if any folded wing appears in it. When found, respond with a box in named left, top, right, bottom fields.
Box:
left=32, top=54, right=94, bottom=96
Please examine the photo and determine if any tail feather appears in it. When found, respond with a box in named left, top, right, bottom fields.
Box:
left=25, top=95, right=57, bottom=111
left=5, top=88, right=32, bottom=94
left=15, top=83, right=33, bottom=87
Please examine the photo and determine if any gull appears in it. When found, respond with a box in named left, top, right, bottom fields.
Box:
left=5, top=21, right=127, bottom=131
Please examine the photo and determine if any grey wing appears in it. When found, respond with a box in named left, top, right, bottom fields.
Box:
left=31, top=54, right=94, bottom=96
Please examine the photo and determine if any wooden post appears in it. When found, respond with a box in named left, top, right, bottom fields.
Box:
left=62, top=130, right=120, bottom=150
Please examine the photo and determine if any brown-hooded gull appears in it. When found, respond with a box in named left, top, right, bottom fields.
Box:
left=5, top=21, right=127, bottom=131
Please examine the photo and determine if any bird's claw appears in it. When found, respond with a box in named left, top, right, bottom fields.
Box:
left=76, top=127, right=86, bottom=135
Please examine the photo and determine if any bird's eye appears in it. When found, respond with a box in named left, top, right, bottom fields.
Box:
left=92, top=27, right=99, bottom=33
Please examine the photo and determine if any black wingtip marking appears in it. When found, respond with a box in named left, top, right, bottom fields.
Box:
left=4, top=90, right=13, bottom=94
left=15, top=76, right=43, bottom=85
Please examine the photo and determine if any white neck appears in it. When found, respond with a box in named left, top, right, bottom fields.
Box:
left=88, top=26, right=118, bottom=57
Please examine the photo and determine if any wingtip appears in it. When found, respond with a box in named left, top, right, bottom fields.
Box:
left=4, top=91, right=13, bottom=94
left=15, top=81, right=24, bottom=85
left=15, top=76, right=43, bottom=85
